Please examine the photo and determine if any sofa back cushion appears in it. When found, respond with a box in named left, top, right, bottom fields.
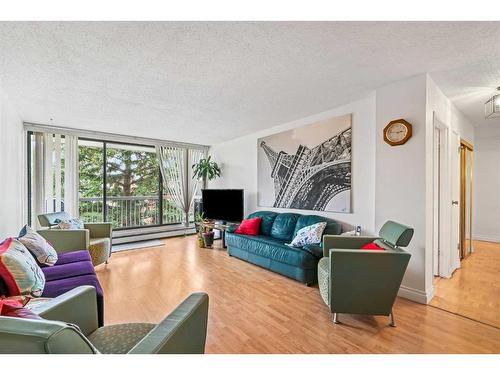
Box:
left=247, top=211, right=279, bottom=236
left=293, top=215, right=342, bottom=239
left=270, top=213, right=301, bottom=241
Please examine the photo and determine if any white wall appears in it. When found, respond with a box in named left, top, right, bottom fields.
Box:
left=474, top=123, right=500, bottom=242
left=375, top=74, right=429, bottom=302
left=0, top=85, right=25, bottom=238
left=210, top=94, right=377, bottom=234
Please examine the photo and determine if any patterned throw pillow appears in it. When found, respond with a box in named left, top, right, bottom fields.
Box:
left=54, top=218, right=84, bottom=230
left=18, top=225, right=58, bottom=266
left=0, top=238, right=46, bottom=297
left=288, top=222, right=327, bottom=248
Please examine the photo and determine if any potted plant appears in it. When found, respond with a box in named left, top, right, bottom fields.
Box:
left=195, top=212, right=207, bottom=248
left=202, top=230, right=215, bottom=248
left=192, top=155, right=221, bottom=187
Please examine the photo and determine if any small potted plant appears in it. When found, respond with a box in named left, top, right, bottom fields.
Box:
left=195, top=212, right=207, bottom=248
left=202, top=229, right=215, bottom=248
left=192, top=155, right=221, bottom=187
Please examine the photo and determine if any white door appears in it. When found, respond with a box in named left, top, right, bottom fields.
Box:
left=450, top=130, right=461, bottom=274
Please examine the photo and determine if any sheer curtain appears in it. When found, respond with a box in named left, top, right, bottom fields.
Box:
left=32, top=132, right=79, bottom=227
left=156, top=146, right=206, bottom=226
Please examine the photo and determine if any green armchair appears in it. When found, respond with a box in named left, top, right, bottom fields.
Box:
left=37, top=211, right=112, bottom=266
left=0, top=286, right=209, bottom=354
left=318, top=220, right=413, bottom=326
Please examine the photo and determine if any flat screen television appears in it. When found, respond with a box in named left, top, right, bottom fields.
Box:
left=201, top=189, right=244, bottom=223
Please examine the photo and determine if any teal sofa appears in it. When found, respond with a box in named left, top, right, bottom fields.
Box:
left=225, top=211, right=342, bottom=285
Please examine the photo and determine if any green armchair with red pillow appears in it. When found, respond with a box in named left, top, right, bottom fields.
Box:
left=318, top=220, right=413, bottom=326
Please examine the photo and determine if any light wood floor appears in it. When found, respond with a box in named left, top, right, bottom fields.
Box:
left=95, top=236, right=500, bottom=354
left=430, top=240, right=500, bottom=328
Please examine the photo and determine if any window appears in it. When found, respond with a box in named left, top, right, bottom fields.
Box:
left=28, top=132, right=204, bottom=230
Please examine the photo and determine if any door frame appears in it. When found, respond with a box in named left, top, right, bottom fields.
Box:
left=459, top=139, right=474, bottom=260
left=433, top=114, right=451, bottom=278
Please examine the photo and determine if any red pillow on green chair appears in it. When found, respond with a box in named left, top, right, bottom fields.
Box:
left=235, top=217, right=262, bottom=236
left=361, top=242, right=385, bottom=251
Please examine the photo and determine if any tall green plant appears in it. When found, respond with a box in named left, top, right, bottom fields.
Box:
left=192, top=156, right=221, bottom=186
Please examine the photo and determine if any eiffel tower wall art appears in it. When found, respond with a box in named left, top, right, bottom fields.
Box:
left=257, top=113, right=352, bottom=213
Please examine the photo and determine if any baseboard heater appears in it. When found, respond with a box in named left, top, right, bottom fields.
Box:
left=112, top=226, right=196, bottom=245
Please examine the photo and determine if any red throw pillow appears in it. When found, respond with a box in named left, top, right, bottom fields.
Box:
left=235, top=217, right=262, bottom=236
left=0, top=297, right=42, bottom=320
left=361, top=242, right=385, bottom=251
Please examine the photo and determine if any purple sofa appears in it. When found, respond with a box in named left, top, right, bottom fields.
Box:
left=0, top=250, right=104, bottom=326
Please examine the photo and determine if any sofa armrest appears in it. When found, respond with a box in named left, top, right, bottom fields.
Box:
left=37, top=229, right=90, bottom=253
left=84, top=222, right=112, bottom=239
left=328, top=248, right=411, bottom=315
left=129, top=292, right=209, bottom=354
left=322, top=235, right=379, bottom=257
left=31, top=286, right=99, bottom=336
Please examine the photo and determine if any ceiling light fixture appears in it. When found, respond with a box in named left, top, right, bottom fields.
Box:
left=485, top=87, right=500, bottom=119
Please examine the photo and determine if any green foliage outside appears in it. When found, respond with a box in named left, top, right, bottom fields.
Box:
left=78, top=143, right=184, bottom=228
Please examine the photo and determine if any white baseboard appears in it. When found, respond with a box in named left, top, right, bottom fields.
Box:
left=398, top=285, right=433, bottom=304
left=473, top=235, right=500, bottom=243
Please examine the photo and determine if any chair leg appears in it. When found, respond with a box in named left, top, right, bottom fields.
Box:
left=389, top=310, right=396, bottom=327
left=333, top=313, right=340, bottom=324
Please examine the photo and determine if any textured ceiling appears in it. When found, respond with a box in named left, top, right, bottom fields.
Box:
left=0, top=22, right=499, bottom=145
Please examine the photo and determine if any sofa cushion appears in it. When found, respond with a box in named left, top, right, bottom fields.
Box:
left=53, top=250, right=92, bottom=266
left=0, top=238, right=46, bottom=297
left=293, top=215, right=342, bottom=238
left=301, top=244, right=324, bottom=259
left=42, top=274, right=103, bottom=299
left=247, top=211, right=279, bottom=236
left=226, top=233, right=317, bottom=269
left=42, top=273, right=104, bottom=327
left=18, top=225, right=58, bottom=266
left=41, top=261, right=95, bottom=282
left=270, top=213, right=300, bottom=241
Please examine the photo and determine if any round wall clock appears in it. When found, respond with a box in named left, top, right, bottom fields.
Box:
left=383, top=119, right=413, bottom=146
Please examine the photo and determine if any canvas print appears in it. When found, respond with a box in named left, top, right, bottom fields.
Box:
left=257, top=113, right=352, bottom=212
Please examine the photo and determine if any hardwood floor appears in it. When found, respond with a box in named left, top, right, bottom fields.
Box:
left=430, top=240, right=500, bottom=328
left=96, top=236, right=500, bottom=354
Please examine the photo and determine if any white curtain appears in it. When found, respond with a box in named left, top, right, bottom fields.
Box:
left=156, top=146, right=205, bottom=226
left=64, top=135, right=79, bottom=217
left=32, top=132, right=79, bottom=227
left=188, top=148, right=205, bottom=200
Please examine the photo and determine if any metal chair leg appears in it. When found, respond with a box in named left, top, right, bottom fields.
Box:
left=389, top=310, right=396, bottom=327
left=333, top=313, right=340, bottom=324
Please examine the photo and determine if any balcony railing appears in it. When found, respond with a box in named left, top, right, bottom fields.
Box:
left=79, top=196, right=186, bottom=229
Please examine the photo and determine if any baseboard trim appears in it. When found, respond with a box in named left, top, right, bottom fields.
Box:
left=473, top=235, right=500, bottom=243
left=398, top=285, right=433, bottom=304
